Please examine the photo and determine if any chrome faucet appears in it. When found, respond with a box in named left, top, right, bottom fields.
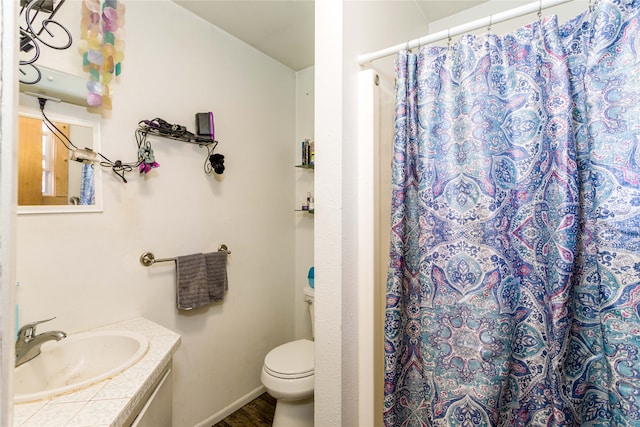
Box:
left=15, top=317, right=66, bottom=367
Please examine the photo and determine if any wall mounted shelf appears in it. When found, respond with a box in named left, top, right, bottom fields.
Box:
left=133, top=117, right=224, bottom=180
left=296, top=154, right=314, bottom=214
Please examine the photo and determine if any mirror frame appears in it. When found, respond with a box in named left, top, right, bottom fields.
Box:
left=17, top=102, right=103, bottom=215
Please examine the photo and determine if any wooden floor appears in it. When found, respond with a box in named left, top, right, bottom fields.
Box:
left=213, top=393, right=276, bottom=427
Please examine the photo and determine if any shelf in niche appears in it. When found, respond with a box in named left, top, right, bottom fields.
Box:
left=295, top=164, right=314, bottom=169
left=295, top=209, right=315, bottom=215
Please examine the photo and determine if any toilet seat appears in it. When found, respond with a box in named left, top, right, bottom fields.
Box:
left=264, top=339, right=314, bottom=379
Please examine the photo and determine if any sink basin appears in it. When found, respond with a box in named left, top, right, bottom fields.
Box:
left=14, top=330, right=149, bottom=403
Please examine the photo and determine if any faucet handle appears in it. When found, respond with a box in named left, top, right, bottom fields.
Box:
left=17, top=317, right=56, bottom=340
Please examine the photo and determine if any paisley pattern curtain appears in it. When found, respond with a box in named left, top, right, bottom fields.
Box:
left=384, top=1, right=640, bottom=425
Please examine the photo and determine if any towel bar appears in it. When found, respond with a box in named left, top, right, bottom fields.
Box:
left=140, top=244, right=231, bottom=267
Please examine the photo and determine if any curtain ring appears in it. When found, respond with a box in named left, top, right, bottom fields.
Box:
left=447, top=28, right=452, bottom=51
left=406, top=40, right=411, bottom=53
left=488, top=15, right=493, bottom=33
left=538, top=0, right=543, bottom=22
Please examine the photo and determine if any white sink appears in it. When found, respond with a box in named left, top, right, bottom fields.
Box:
left=14, top=330, right=149, bottom=403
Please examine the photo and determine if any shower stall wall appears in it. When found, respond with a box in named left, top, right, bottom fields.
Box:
left=357, top=69, right=394, bottom=427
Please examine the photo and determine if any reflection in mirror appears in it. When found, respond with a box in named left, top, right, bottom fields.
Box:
left=17, top=109, right=102, bottom=214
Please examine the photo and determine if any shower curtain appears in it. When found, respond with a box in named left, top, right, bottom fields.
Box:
left=384, top=0, right=640, bottom=425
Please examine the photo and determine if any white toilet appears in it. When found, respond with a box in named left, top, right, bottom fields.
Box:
left=261, top=286, right=315, bottom=427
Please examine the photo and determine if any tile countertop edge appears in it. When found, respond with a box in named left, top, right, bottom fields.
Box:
left=13, top=317, right=181, bottom=427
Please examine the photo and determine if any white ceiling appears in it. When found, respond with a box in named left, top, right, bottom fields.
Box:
left=173, top=1, right=486, bottom=71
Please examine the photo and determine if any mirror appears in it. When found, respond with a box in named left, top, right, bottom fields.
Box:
left=17, top=105, right=103, bottom=214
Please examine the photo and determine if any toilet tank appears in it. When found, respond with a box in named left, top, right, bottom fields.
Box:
left=303, top=287, right=315, bottom=338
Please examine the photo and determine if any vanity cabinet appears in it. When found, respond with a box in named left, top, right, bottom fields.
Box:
left=13, top=318, right=181, bottom=427
left=130, top=367, right=172, bottom=427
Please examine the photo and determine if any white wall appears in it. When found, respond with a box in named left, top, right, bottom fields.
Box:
left=314, top=1, right=345, bottom=425
left=295, top=67, right=315, bottom=340
left=14, top=1, right=300, bottom=426
left=1, top=1, right=19, bottom=425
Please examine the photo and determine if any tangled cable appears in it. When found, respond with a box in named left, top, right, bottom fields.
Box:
left=87, top=118, right=164, bottom=183
left=37, top=99, right=222, bottom=183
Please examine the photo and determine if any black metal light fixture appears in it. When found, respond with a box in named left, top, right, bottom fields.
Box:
left=19, top=0, right=72, bottom=85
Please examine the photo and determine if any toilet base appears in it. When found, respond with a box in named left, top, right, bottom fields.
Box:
left=272, top=396, right=313, bottom=427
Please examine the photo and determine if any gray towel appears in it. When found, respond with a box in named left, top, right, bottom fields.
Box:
left=176, top=253, right=209, bottom=310
left=204, top=251, right=228, bottom=301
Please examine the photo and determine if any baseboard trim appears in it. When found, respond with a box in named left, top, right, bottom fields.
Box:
left=195, top=385, right=267, bottom=427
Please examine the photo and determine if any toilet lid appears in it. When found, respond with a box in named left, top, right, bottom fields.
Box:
left=264, top=339, right=314, bottom=379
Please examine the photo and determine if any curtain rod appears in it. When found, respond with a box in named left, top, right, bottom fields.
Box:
left=357, top=0, right=574, bottom=65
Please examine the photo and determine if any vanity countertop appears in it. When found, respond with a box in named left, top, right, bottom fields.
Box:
left=13, top=317, right=181, bottom=427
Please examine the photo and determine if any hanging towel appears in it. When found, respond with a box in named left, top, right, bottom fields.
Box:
left=176, top=253, right=210, bottom=310
left=204, top=251, right=228, bottom=301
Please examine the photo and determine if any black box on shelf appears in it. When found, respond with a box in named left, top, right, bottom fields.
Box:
left=196, top=112, right=215, bottom=139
